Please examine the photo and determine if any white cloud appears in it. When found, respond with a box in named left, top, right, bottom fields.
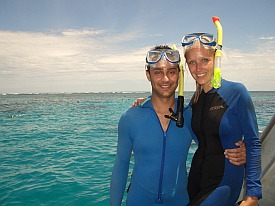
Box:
left=258, top=36, right=275, bottom=40
left=0, top=29, right=274, bottom=93
left=0, top=29, right=150, bottom=93
left=96, top=50, right=145, bottom=65
left=216, top=48, right=275, bottom=91
left=61, top=28, right=106, bottom=36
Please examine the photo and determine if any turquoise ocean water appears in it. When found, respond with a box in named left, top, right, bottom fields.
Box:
left=0, top=91, right=274, bottom=205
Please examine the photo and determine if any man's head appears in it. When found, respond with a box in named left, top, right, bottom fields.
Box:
left=145, top=45, right=181, bottom=99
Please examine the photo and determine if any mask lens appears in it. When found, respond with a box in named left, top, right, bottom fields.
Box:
left=165, top=50, right=180, bottom=62
left=146, top=51, right=162, bottom=63
left=200, top=34, right=214, bottom=44
left=182, top=35, right=197, bottom=46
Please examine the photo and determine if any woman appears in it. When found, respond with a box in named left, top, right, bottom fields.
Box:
left=182, top=33, right=262, bottom=206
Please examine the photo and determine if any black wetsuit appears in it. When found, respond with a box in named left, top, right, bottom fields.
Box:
left=188, top=79, right=262, bottom=206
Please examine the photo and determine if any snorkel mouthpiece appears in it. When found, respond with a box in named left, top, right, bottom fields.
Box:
left=212, top=16, right=223, bottom=89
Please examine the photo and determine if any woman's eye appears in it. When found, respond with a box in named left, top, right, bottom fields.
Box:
left=202, top=58, right=209, bottom=63
left=188, top=61, right=195, bottom=65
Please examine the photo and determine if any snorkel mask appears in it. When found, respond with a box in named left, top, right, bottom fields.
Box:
left=181, top=33, right=216, bottom=47
left=145, top=49, right=181, bottom=71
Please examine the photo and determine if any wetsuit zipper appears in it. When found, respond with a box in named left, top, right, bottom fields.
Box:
left=202, top=93, right=207, bottom=151
left=156, top=131, right=167, bottom=203
left=149, top=104, right=171, bottom=203
left=200, top=93, right=207, bottom=177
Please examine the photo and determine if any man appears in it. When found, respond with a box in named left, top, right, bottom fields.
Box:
left=110, top=45, right=245, bottom=206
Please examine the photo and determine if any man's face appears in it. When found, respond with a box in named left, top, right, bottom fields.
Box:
left=146, top=56, right=179, bottom=99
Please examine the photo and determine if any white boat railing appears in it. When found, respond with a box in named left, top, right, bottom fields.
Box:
left=258, top=114, right=275, bottom=206
left=238, top=114, right=275, bottom=205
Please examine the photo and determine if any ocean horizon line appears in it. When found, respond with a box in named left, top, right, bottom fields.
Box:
left=1, top=91, right=151, bottom=95
left=1, top=90, right=274, bottom=95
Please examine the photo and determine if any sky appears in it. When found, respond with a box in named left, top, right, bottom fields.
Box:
left=0, top=0, right=275, bottom=93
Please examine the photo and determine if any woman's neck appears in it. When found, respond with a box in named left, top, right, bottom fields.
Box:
left=202, top=84, right=213, bottom=93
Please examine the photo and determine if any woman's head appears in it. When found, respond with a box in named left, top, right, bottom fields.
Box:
left=182, top=33, right=217, bottom=103
left=184, top=41, right=215, bottom=92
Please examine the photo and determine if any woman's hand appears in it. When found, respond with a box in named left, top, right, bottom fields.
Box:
left=131, top=98, right=147, bottom=107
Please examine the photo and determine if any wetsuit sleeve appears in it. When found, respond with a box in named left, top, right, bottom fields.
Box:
left=185, top=105, right=198, bottom=144
left=237, top=85, right=262, bottom=199
left=110, top=112, right=133, bottom=206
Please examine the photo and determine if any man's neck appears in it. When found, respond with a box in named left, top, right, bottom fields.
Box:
left=150, top=94, right=175, bottom=132
left=150, top=94, right=175, bottom=115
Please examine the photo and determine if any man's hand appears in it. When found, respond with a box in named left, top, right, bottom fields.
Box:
left=131, top=98, right=147, bottom=107
left=224, top=141, right=246, bottom=166
left=239, top=196, right=258, bottom=206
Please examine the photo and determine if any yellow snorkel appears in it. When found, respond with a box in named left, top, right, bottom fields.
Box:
left=212, top=16, right=223, bottom=88
left=164, top=45, right=184, bottom=128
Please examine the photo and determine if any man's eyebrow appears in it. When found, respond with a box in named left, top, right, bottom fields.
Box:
left=152, top=67, right=178, bottom=70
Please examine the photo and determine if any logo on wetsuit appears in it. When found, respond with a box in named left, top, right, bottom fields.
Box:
left=209, top=105, right=225, bottom=111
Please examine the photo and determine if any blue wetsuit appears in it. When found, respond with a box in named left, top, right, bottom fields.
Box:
left=187, top=79, right=262, bottom=206
left=110, top=99, right=194, bottom=206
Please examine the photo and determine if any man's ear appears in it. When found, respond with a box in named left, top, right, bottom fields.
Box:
left=146, top=70, right=151, bottom=82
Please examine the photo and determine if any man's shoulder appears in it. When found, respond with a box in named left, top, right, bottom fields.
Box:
left=121, top=103, right=151, bottom=119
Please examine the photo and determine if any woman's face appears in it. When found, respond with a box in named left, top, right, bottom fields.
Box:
left=185, top=47, right=215, bottom=92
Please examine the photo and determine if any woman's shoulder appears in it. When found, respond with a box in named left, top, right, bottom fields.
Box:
left=222, top=79, right=248, bottom=93
left=220, top=79, right=251, bottom=105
